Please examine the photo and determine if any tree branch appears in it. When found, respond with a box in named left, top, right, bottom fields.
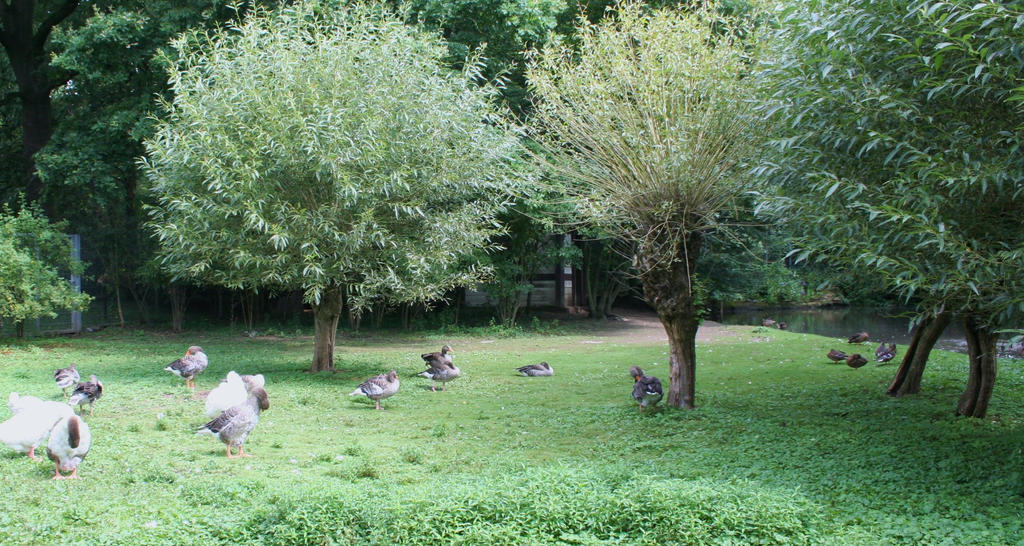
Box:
left=32, top=0, right=80, bottom=52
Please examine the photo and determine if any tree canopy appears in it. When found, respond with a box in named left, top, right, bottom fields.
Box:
left=142, top=1, right=525, bottom=370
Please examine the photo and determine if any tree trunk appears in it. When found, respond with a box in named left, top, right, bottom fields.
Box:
left=887, top=311, right=952, bottom=396
left=310, top=286, right=343, bottom=372
left=957, top=316, right=998, bottom=418
left=169, top=285, right=186, bottom=333
left=636, top=232, right=703, bottom=409
left=0, top=0, right=81, bottom=206
left=661, top=312, right=699, bottom=408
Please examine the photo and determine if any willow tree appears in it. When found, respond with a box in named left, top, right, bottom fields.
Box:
left=527, top=2, right=762, bottom=408
left=761, top=0, right=1024, bottom=417
left=142, top=1, right=523, bottom=372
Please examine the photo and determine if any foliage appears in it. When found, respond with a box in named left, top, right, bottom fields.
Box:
left=759, top=0, right=1024, bottom=329
left=0, top=203, right=90, bottom=334
left=2, top=324, right=1024, bottom=542
left=396, top=0, right=571, bottom=112
left=142, top=1, right=525, bottom=309
left=34, top=1, right=257, bottom=323
left=477, top=197, right=580, bottom=327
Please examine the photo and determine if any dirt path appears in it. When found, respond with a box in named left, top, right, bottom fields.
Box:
left=557, top=308, right=739, bottom=344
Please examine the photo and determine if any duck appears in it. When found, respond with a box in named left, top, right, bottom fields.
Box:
left=846, top=354, right=868, bottom=368
left=418, top=359, right=461, bottom=392
left=777, top=322, right=788, bottom=330
left=197, top=386, right=269, bottom=458
left=516, top=362, right=554, bottom=376
left=165, top=346, right=208, bottom=389
left=761, top=318, right=777, bottom=328
left=629, top=366, right=663, bottom=412
left=349, top=370, right=400, bottom=410
left=68, top=375, right=103, bottom=416
left=827, top=349, right=849, bottom=363
left=46, top=414, right=91, bottom=480
left=421, top=345, right=454, bottom=366
left=1, top=394, right=74, bottom=460
left=53, top=364, right=80, bottom=400
left=847, top=332, right=870, bottom=344
left=205, top=371, right=266, bottom=418
left=875, top=343, right=897, bottom=363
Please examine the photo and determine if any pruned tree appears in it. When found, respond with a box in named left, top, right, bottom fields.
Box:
left=760, top=0, right=1024, bottom=417
left=143, top=1, right=524, bottom=371
left=527, top=1, right=763, bottom=408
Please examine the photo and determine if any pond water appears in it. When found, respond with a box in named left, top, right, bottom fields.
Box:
left=720, top=306, right=1021, bottom=358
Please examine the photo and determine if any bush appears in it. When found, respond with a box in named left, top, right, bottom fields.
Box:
left=237, top=466, right=817, bottom=544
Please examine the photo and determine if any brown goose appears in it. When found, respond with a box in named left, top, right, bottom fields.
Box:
left=874, top=343, right=897, bottom=363
left=845, top=354, right=868, bottom=368
left=197, top=386, right=269, bottom=458
left=847, top=332, right=870, bottom=344
left=68, top=375, right=103, bottom=416
left=516, top=362, right=554, bottom=377
left=165, top=346, right=208, bottom=389
left=349, top=370, right=400, bottom=410
left=46, top=414, right=91, bottom=480
left=629, top=366, right=663, bottom=411
left=827, top=349, right=849, bottom=363
left=53, top=364, right=80, bottom=400
left=418, top=360, right=461, bottom=392
left=421, top=345, right=454, bottom=366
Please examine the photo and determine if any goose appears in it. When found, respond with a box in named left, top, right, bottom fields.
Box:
left=516, top=362, right=554, bottom=377
left=875, top=343, right=897, bottom=364
left=53, top=364, right=80, bottom=400
left=349, top=370, right=400, bottom=410
left=205, top=371, right=266, bottom=418
left=0, top=394, right=73, bottom=460
left=197, top=386, right=269, bottom=458
left=629, top=366, right=663, bottom=412
left=46, top=414, right=91, bottom=479
left=827, top=349, right=849, bottom=363
left=68, top=375, right=103, bottom=416
left=847, top=332, right=870, bottom=344
left=421, top=345, right=454, bottom=366
left=418, top=360, right=461, bottom=392
left=846, top=354, right=868, bottom=368
left=8, top=392, right=44, bottom=414
left=165, top=346, right=208, bottom=389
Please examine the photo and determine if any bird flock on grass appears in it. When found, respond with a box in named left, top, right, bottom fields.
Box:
left=24, top=321, right=916, bottom=480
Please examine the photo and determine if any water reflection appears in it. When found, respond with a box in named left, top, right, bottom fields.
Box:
left=721, top=306, right=982, bottom=353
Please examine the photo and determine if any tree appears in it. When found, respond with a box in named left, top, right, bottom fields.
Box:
left=527, top=2, right=763, bottom=408
left=143, top=1, right=524, bottom=372
left=760, top=0, right=1024, bottom=417
left=0, top=0, right=82, bottom=204
left=0, top=202, right=90, bottom=336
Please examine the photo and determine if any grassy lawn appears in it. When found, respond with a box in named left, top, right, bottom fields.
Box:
left=1, top=319, right=1023, bottom=544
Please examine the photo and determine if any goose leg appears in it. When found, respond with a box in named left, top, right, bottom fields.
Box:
left=51, top=465, right=64, bottom=480
left=67, top=468, right=79, bottom=479
left=375, top=400, right=381, bottom=410
left=27, top=446, right=39, bottom=460
left=238, top=445, right=251, bottom=458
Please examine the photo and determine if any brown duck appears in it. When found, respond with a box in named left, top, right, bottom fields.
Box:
left=845, top=354, right=868, bottom=368
left=827, top=349, right=849, bottom=363
left=847, top=332, right=870, bottom=344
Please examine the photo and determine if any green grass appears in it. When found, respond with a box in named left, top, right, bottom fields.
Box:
left=1, top=322, right=1023, bottom=544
